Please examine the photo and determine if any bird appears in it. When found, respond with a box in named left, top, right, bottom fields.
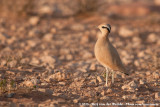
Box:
left=94, top=23, right=129, bottom=87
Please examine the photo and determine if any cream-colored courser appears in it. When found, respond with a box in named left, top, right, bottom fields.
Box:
left=94, top=23, right=129, bottom=87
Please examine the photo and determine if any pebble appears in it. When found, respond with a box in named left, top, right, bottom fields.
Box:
left=136, top=100, right=145, bottom=104
left=147, top=33, right=157, bottom=43
left=29, top=16, right=40, bottom=26
left=1, top=60, right=7, bottom=66
left=89, top=79, right=97, bottom=85
left=20, top=58, right=30, bottom=64
left=31, top=78, right=41, bottom=85
left=101, top=90, right=105, bottom=96
left=89, top=63, right=96, bottom=71
left=122, top=81, right=137, bottom=91
left=38, top=88, right=53, bottom=94
left=152, top=72, right=159, bottom=79
left=97, top=76, right=104, bottom=83
left=43, top=33, right=53, bottom=41
left=70, top=24, right=85, bottom=31
left=40, top=55, right=56, bottom=64
left=155, top=92, right=160, bottom=99
left=23, top=81, right=34, bottom=87
left=119, top=27, right=134, bottom=37
left=106, top=88, right=113, bottom=93
left=66, top=54, right=73, bottom=60
left=146, top=71, right=151, bottom=76
left=27, top=40, right=37, bottom=48
left=139, top=79, right=145, bottom=85
left=7, top=60, right=17, bottom=68
left=45, top=71, right=69, bottom=82
left=39, top=6, right=53, bottom=15
left=134, top=60, right=140, bottom=67
left=82, top=51, right=93, bottom=59
left=30, top=58, right=40, bottom=65
left=73, top=99, right=78, bottom=103
left=58, top=82, right=66, bottom=86
left=80, top=35, right=90, bottom=44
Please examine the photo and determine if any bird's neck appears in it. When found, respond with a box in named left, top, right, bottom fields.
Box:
left=99, top=33, right=110, bottom=42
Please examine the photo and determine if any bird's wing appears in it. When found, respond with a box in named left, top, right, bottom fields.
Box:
left=109, top=43, right=129, bottom=75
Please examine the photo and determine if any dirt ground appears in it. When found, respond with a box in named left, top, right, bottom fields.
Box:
left=0, top=0, right=160, bottom=106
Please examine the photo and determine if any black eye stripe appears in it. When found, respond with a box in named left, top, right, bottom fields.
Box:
left=102, top=26, right=110, bottom=33
left=102, top=26, right=107, bottom=28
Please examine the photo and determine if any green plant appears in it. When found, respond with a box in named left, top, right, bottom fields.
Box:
left=0, top=79, right=7, bottom=93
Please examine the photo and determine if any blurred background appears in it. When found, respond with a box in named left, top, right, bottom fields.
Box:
left=0, top=0, right=160, bottom=105
left=0, top=0, right=159, bottom=69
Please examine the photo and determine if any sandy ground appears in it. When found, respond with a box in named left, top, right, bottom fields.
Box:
left=0, top=0, right=160, bottom=106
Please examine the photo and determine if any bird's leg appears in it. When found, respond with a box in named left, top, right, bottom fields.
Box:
left=112, top=70, right=115, bottom=83
left=105, top=67, right=109, bottom=87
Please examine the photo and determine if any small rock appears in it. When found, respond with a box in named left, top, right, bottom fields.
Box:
left=23, top=81, right=34, bottom=87
left=82, top=51, right=93, bottom=59
left=139, top=79, right=145, bottom=85
left=40, top=55, right=56, bottom=64
left=122, top=95, right=131, bottom=99
left=73, top=99, right=78, bottom=103
left=89, top=63, right=96, bottom=71
left=128, top=81, right=137, bottom=89
left=122, top=81, right=137, bottom=91
left=70, top=24, right=85, bottom=31
left=30, top=58, right=40, bottom=65
left=79, top=68, right=87, bottom=73
left=6, top=71, right=15, bottom=75
left=1, top=60, right=7, bottom=66
left=138, top=51, right=145, bottom=58
left=147, top=33, right=157, bottom=43
left=146, top=71, right=151, bottom=76
left=97, top=76, right=104, bottom=83
left=38, top=88, right=53, bottom=94
left=31, top=78, right=41, bottom=85
left=119, top=27, right=134, bottom=37
left=50, top=28, right=57, bottom=34
left=20, top=58, right=30, bottom=64
left=152, top=72, right=159, bottom=79
left=101, top=90, right=105, bottom=96
left=107, top=88, right=112, bottom=93
left=41, top=82, right=48, bottom=86
left=29, top=16, right=40, bottom=26
left=155, top=92, right=160, bottom=99
left=7, top=60, right=17, bottom=68
left=80, top=34, right=90, bottom=44
left=132, top=36, right=141, bottom=44
left=66, top=54, right=73, bottom=60
left=43, top=33, right=53, bottom=41
left=45, top=71, right=69, bottom=82
left=60, top=49, right=70, bottom=54
left=89, top=79, right=97, bottom=85
left=39, top=6, right=53, bottom=14
left=134, top=60, right=140, bottom=67
left=58, top=82, right=66, bottom=85
left=136, top=100, right=145, bottom=104
left=27, top=40, right=37, bottom=48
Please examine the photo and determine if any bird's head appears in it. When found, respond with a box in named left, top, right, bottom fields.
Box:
left=98, top=23, right=111, bottom=36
